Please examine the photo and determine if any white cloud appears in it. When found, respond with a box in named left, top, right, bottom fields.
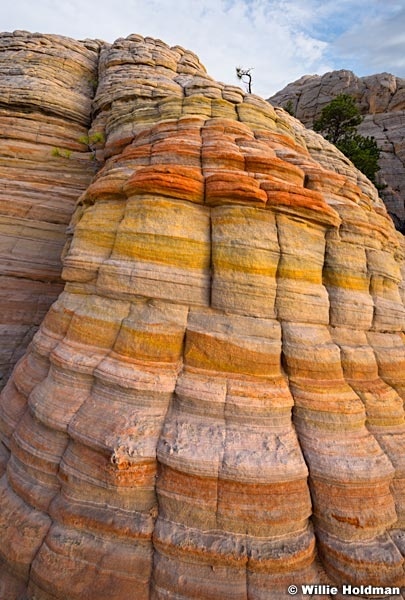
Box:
left=1, top=0, right=405, bottom=98
left=119, top=0, right=334, bottom=96
left=333, top=6, right=405, bottom=75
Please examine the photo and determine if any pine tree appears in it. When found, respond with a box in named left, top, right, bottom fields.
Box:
left=313, top=94, right=380, bottom=184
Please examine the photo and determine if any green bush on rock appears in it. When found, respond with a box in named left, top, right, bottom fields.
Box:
left=314, top=94, right=380, bottom=184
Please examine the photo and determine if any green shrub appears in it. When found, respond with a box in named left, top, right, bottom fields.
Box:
left=284, top=99, right=295, bottom=116
left=78, top=132, right=105, bottom=146
left=337, top=134, right=380, bottom=184
left=51, top=147, right=72, bottom=159
left=313, top=94, right=380, bottom=184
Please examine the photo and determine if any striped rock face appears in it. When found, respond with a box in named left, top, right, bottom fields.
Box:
left=1, top=33, right=405, bottom=600
left=0, top=31, right=102, bottom=389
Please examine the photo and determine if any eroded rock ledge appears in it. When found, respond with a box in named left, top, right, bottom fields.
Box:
left=0, top=33, right=404, bottom=600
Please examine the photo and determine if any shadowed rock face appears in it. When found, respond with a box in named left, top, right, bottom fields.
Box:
left=0, top=31, right=102, bottom=389
left=0, top=34, right=405, bottom=600
left=268, top=70, right=405, bottom=233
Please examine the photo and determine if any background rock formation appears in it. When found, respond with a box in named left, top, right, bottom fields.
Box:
left=0, top=34, right=405, bottom=599
left=0, top=31, right=101, bottom=389
left=268, top=70, right=405, bottom=232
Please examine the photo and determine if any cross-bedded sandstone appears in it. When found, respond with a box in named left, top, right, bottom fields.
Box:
left=0, top=33, right=404, bottom=600
left=0, top=31, right=102, bottom=389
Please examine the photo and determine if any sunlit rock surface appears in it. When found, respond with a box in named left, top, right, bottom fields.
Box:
left=0, top=31, right=102, bottom=388
left=0, top=34, right=405, bottom=600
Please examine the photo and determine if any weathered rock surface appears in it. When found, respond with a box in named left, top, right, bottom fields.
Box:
left=268, top=70, right=405, bottom=232
left=0, top=31, right=102, bottom=389
left=0, top=34, right=405, bottom=599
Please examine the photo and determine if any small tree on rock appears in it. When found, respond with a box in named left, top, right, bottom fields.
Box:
left=236, top=67, right=253, bottom=93
left=337, top=134, right=381, bottom=184
left=313, top=93, right=380, bottom=184
left=314, top=94, right=361, bottom=144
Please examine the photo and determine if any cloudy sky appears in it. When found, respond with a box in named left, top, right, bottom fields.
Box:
left=3, top=0, right=405, bottom=97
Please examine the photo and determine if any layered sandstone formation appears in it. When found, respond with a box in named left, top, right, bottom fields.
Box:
left=0, top=34, right=405, bottom=600
left=269, top=70, right=405, bottom=232
left=0, top=31, right=102, bottom=389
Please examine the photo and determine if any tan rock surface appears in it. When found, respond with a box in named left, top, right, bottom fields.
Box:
left=269, top=70, right=405, bottom=232
left=0, top=31, right=102, bottom=388
left=0, top=33, right=404, bottom=599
